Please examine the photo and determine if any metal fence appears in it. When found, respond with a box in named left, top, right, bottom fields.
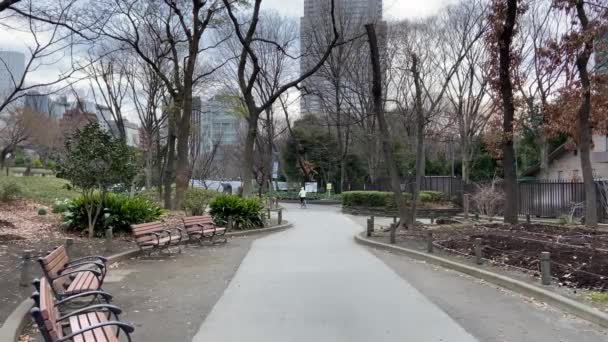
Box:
left=518, top=180, right=608, bottom=222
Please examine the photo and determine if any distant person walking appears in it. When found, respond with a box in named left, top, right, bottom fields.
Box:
left=298, top=187, right=307, bottom=208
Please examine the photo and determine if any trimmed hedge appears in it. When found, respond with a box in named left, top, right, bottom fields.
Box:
left=342, top=191, right=445, bottom=208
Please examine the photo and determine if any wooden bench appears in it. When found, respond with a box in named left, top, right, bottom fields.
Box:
left=31, top=277, right=134, bottom=342
left=182, top=216, right=227, bottom=245
left=38, top=246, right=107, bottom=300
left=131, top=221, right=183, bottom=256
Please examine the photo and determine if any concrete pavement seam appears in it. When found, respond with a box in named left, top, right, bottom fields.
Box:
left=354, top=233, right=608, bottom=329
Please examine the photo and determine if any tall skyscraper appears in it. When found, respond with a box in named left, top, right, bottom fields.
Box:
left=300, top=0, right=383, bottom=116
left=0, top=51, right=25, bottom=99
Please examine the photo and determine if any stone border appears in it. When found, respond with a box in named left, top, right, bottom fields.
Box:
left=355, top=233, right=608, bottom=329
left=0, top=221, right=292, bottom=342
left=226, top=221, right=292, bottom=237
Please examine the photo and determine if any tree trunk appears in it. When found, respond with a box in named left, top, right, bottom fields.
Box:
left=410, top=54, right=424, bottom=226
left=366, top=24, right=409, bottom=243
left=538, top=133, right=549, bottom=179
left=498, top=0, right=519, bottom=224
left=575, top=0, right=597, bottom=226
left=461, top=139, right=470, bottom=183
left=242, top=114, right=258, bottom=196
left=174, top=87, right=193, bottom=211
left=144, top=141, right=153, bottom=189
left=164, top=112, right=176, bottom=209
left=266, top=109, right=274, bottom=197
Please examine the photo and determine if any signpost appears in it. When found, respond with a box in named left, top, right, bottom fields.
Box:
left=326, top=183, right=333, bottom=199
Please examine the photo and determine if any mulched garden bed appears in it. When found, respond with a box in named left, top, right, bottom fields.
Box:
left=379, top=222, right=608, bottom=291
left=0, top=200, right=134, bottom=326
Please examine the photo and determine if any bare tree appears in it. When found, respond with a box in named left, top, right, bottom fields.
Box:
left=486, top=0, right=523, bottom=224
left=516, top=0, right=566, bottom=178
left=445, top=0, right=492, bottom=183
left=84, top=49, right=130, bottom=141
left=389, top=3, right=486, bottom=224
left=93, top=0, right=226, bottom=209
left=220, top=0, right=340, bottom=196
left=366, top=23, right=408, bottom=243
left=0, top=0, right=92, bottom=113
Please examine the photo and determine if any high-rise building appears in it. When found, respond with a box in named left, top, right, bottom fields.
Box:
left=24, top=91, right=50, bottom=115
left=0, top=51, right=25, bottom=100
left=200, top=94, right=241, bottom=153
left=300, top=0, right=384, bottom=116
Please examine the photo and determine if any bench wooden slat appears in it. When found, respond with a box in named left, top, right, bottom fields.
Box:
left=39, top=277, right=63, bottom=340
left=65, top=272, right=99, bottom=295
left=87, top=312, right=110, bottom=342
left=69, top=316, right=85, bottom=342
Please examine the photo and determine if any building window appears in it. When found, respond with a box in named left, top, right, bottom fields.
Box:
left=557, top=171, right=564, bottom=181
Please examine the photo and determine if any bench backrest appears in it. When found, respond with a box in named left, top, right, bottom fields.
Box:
left=38, top=246, right=69, bottom=291
left=182, top=215, right=215, bottom=233
left=33, top=277, right=63, bottom=341
left=131, top=221, right=166, bottom=245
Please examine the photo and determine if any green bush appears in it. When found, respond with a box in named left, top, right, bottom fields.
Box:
left=32, top=159, right=43, bottom=168
left=342, top=191, right=393, bottom=207
left=63, top=193, right=164, bottom=235
left=38, top=207, right=47, bottom=215
left=183, top=188, right=217, bottom=215
left=46, top=160, right=57, bottom=170
left=342, top=191, right=445, bottom=208
left=418, top=191, right=445, bottom=203
left=52, top=199, right=71, bottom=213
left=209, top=195, right=265, bottom=230
left=1, top=183, right=23, bottom=202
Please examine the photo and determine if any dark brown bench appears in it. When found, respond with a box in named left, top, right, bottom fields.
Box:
left=131, top=221, right=183, bottom=256
left=38, top=246, right=107, bottom=300
left=182, top=215, right=227, bottom=244
left=31, top=277, right=134, bottom=342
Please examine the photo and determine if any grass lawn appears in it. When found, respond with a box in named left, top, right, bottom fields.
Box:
left=0, top=175, right=79, bottom=205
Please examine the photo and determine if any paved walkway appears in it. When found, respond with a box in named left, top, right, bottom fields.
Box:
left=193, top=204, right=607, bottom=342
left=193, top=204, right=477, bottom=341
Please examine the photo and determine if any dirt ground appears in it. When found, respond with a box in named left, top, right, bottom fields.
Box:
left=0, top=200, right=134, bottom=326
left=373, top=222, right=608, bottom=292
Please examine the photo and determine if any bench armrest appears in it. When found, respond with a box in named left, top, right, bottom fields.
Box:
left=55, top=291, right=114, bottom=306
left=162, top=228, right=184, bottom=243
left=58, top=304, right=123, bottom=321
left=66, top=255, right=108, bottom=265
left=138, top=232, right=162, bottom=246
left=62, top=261, right=106, bottom=274
left=53, top=269, right=102, bottom=282
left=57, top=321, right=135, bottom=342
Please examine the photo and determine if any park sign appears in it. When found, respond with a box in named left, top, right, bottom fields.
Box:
left=305, top=182, right=318, bottom=193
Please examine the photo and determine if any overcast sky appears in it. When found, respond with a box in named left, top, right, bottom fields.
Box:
left=261, top=0, right=453, bottom=20
left=0, top=0, right=455, bottom=121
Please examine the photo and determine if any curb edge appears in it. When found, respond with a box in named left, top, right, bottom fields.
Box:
left=354, top=233, right=608, bottom=329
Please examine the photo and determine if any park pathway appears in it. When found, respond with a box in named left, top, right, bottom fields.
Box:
left=192, top=204, right=479, bottom=342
